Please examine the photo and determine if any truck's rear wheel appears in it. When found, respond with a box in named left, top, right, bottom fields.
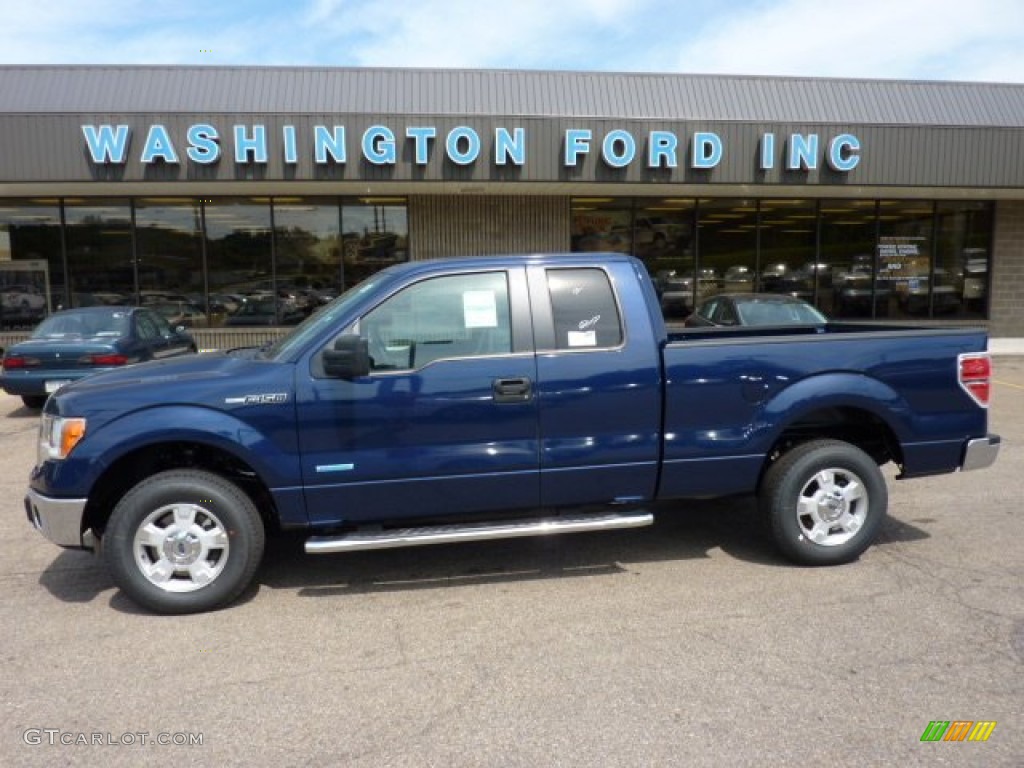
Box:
left=103, top=470, right=265, bottom=614
left=760, top=439, right=887, bottom=565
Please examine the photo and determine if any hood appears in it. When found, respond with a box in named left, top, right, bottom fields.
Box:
left=49, top=351, right=293, bottom=422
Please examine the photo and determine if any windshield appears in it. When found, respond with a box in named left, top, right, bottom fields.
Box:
left=259, top=277, right=386, bottom=361
left=736, top=299, right=827, bottom=325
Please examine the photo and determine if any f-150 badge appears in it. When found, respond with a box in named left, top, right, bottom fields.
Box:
left=224, top=393, right=289, bottom=405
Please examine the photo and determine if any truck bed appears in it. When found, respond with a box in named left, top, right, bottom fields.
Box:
left=658, top=323, right=990, bottom=498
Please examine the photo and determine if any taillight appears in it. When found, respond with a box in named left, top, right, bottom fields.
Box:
left=958, top=353, right=992, bottom=408
left=79, top=354, right=129, bottom=366
left=2, top=356, right=40, bottom=370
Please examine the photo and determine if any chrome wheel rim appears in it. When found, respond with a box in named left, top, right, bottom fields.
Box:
left=796, top=467, right=868, bottom=547
left=133, top=504, right=230, bottom=592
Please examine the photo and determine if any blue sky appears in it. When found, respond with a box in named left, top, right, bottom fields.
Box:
left=1, top=0, right=1022, bottom=82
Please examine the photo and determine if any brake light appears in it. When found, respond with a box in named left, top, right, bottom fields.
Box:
left=79, top=354, right=129, bottom=366
left=2, top=356, right=40, bottom=369
left=958, top=353, right=992, bottom=408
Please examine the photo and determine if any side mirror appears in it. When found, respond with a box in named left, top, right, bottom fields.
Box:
left=323, top=334, right=370, bottom=379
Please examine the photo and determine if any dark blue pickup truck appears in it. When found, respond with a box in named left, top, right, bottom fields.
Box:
left=25, top=253, right=1000, bottom=613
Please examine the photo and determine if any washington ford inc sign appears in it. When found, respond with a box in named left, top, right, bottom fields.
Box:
left=81, top=124, right=862, bottom=172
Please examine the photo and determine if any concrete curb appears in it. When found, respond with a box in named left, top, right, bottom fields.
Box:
left=989, top=338, right=1024, bottom=356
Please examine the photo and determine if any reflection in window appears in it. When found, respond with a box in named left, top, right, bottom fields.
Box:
left=936, top=201, right=992, bottom=319
left=758, top=199, right=816, bottom=303
left=879, top=200, right=936, bottom=319
left=135, top=198, right=206, bottom=324
left=64, top=199, right=133, bottom=309
left=0, top=198, right=62, bottom=327
left=571, top=198, right=697, bottom=316
left=820, top=201, right=878, bottom=318
left=634, top=200, right=695, bottom=317
left=205, top=198, right=273, bottom=325
left=699, top=198, right=757, bottom=297
left=341, top=199, right=409, bottom=289
left=571, top=199, right=632, bottom=255
left=274, top=198, right=342, bottom=314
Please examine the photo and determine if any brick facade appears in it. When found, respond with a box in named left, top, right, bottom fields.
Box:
left=990, top=201, right=1024, bottom=337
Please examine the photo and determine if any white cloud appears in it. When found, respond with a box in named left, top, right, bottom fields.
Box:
left=0, top=0, right=1021, bottom=82
left=670, top=0, right=1024, bottom=82
left=297, top=0, right=653, bottom=69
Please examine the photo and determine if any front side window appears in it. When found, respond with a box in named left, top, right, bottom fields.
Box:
left=360, top=271, right=511, bottom=371
left=710, top=299, right=739, bottom=326
left=135, top=311, right=161, bottom=340
left=148, top=310, right=175, bottom=336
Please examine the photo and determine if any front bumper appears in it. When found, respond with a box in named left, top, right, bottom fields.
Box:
left=960, top=434, right=1001, bottom=472
left=24, top=489, right=89, bottom=549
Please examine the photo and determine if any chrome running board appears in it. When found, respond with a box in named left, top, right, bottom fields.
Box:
left=305, top=511, right=653, bottom=554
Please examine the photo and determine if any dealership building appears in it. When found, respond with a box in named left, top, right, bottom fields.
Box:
left=1, top=65, right=1023, bottom=337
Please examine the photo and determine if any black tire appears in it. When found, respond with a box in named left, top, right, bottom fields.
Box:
left=759, top=439, right=887, bottom=566
left=103, top=469, right=265, bottom=614
left=21, top=395, right=47, bottom=409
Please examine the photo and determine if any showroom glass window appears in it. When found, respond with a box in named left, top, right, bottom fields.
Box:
left=819, top=200, right=878, bottom=318
left=0, top=198, right=63, bottom=328
left=64, top=198, right=133, bottom=309
left=633, top=198, right=696, bottom=316
left=758, top=199, right=817, bottom=304
left=340, top=198, right=409, bottom=290
left=570, top=198, right=633, bottom=256
left=204, top=197, right=273, bottom=324
left=878, top=200, right=936, bottom=320
left=570, top=198, right=697, bottom=317
left=274, top=198, right=343, bottom=316
left=935, top=201, right=992, bottom=319
left=698, top=199, right=757, bottom=297
left=134, top=198, right=206, bottom=325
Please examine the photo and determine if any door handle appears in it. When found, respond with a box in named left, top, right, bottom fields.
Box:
left=493, top=377, right=533, bottom=403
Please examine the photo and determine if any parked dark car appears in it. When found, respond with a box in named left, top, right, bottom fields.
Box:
left=684, top=293, right=827, bottom=327
left=759, top=263, right=814, bottom=300
left=833, top=267, right=892, bottom=317
left=0, top=306, right=197, bottom=409
left=223, top=297, right=305, bottom=326
left=150, top=300, right=209, bottom=328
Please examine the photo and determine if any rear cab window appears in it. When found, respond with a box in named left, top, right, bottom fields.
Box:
left=545, top=268, right=623, bottom=350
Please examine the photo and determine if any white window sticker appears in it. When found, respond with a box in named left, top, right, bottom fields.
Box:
left=567, top=330, right=597, bottom=347
left=463, top=290, right=498, bottom=328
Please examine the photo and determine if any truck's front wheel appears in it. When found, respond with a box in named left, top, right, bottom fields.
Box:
left=760, top=440, right=887, bottom=565
left=103, top=470, right=265, bottom=614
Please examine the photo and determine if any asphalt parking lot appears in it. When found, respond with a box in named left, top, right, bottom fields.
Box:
left=1, top=360, right=1022, bottom=767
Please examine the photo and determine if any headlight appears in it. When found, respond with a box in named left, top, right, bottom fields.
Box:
left=37, top=414, right=87, bottom=464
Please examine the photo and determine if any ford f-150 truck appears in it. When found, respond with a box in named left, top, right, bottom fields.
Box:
left=25, top=253, right=1000, bottom=613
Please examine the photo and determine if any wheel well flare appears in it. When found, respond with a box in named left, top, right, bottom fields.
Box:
left=83, top=442, right=277, bottom=538
left=768, top=406, right=902, bottom=471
